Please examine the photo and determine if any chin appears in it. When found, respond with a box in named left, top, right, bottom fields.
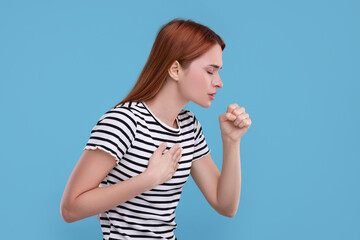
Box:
left=193, top=99, right=212, bottom=108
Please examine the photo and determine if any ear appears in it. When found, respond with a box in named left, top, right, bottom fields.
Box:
left=168, top=60, right=182, bottom=81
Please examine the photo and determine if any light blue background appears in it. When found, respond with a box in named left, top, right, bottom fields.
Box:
left=1, top=0, right=359, bottom=239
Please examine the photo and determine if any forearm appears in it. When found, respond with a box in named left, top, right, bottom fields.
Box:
left=63, top=171, right=157, bottom=223
left=217, top=138, right=241, bottom=216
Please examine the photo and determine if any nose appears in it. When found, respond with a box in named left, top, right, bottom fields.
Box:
left=213, top=75, right=223, bottom=88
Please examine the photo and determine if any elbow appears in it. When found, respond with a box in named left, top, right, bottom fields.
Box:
left=224, top=209, right=237, bottom=218
left=60, top=205, right=72, bottom=223
left=60, top=201, right=76, bottom=223
left=218, top=206, right=238, bottom=218
left=219, top=197, right=241, bottom=218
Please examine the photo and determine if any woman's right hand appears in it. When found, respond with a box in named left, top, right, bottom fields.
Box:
left=145, top=142, right=183, bottom=185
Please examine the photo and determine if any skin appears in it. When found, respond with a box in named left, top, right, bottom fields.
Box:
left=146, top=43, right=252, bottom=217
left=60, top=43, right=252, bottom=223
left=144, top=43, right=224, bottom=128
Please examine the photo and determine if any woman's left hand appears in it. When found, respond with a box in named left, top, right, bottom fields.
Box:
left=219, top=103, right=252, bottom=143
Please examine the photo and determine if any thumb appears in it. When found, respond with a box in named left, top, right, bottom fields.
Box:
left=226, top=112, right=237, bottom=121
left=220, top=112, right=236, bottom=122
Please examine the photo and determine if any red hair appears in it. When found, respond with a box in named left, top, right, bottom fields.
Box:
left=113, top=18, right=225, bottom=108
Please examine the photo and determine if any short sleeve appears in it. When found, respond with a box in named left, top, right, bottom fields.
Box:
left=192, top=113, right=211, bottom=162
left=83, top=106, right=137, bottom=165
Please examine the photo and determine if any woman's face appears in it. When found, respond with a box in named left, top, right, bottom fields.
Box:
left=179, top=44, right=223, bottom=108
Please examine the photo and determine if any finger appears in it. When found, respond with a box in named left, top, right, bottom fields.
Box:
left=156, top=142, right=167, bottom=155
left=174, top=161, right=179, bottom=171
left=173, top=153, right=180, bottom=168
left=175, top=147, right=183, bottom=160
left=234, top=117, right=242, bottom=126
left=168, top=143, right=182, bottom=155
left=226, top=103, right=238, bottom=114
left=158, top=142, right=167, bottom=149
left=232, top=107, right=246, bottom=116
left=226, top=112, right=237, bottom=121
left=240, top=119, right=251, bottom=128
left=174, top=156, right=180, bottom=168
left=234, top=113, right=249, bottom=122
left=239, top=119, right=247, bottom=128
left=172, top=148, right=181, bottom=160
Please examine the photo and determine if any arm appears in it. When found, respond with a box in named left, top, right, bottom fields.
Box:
left=217, top=139, right=241, bottom=217
left=190, top=139, right=241, bottom=217
left=190, top=103, right=251, bottom=217
left=60, top=149, right=157, bottom=223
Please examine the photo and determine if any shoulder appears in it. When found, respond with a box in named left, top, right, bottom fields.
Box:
left=182, top=109, right=195, bottom=120
left=180, top=109, right=200, bottom=133
left=98, top=102, right=138, bottom=129
left=185, top=109, right=201, bottom=124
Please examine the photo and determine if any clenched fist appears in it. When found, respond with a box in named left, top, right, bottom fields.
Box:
left=219, top=103, right=252, bottom=143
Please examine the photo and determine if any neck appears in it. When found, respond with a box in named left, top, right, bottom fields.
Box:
left=144, top=78, right=188, bottom=128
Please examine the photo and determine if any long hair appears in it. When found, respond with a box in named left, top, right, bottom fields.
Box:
left=97, top=18, right=225, bottom=223
left=112, top=18, right=225, bottom=108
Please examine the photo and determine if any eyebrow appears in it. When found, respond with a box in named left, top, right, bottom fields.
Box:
left=208, top=64, right=223, bottom=70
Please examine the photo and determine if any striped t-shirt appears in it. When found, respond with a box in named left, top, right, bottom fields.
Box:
left=83, top=101, right=211, bottom=240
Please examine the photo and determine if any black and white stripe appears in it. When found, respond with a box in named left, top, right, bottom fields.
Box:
left=84, top=101, right=210, bottom=240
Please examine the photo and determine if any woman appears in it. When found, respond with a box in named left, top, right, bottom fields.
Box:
left=60, top=18, right=251, bottom=240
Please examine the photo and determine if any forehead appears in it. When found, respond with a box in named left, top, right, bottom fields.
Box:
left=194, top=44, right=223, bottom=67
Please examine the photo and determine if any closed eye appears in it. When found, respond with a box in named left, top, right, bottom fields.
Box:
left=207, top=71, right=214, bottom=75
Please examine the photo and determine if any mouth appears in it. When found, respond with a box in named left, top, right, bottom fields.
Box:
left=208, top=94, right=215, bottom=100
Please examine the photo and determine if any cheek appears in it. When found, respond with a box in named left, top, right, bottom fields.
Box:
left=189, top=71, right=206, bottom=90
left=178, top=69, right=207, bottom=99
